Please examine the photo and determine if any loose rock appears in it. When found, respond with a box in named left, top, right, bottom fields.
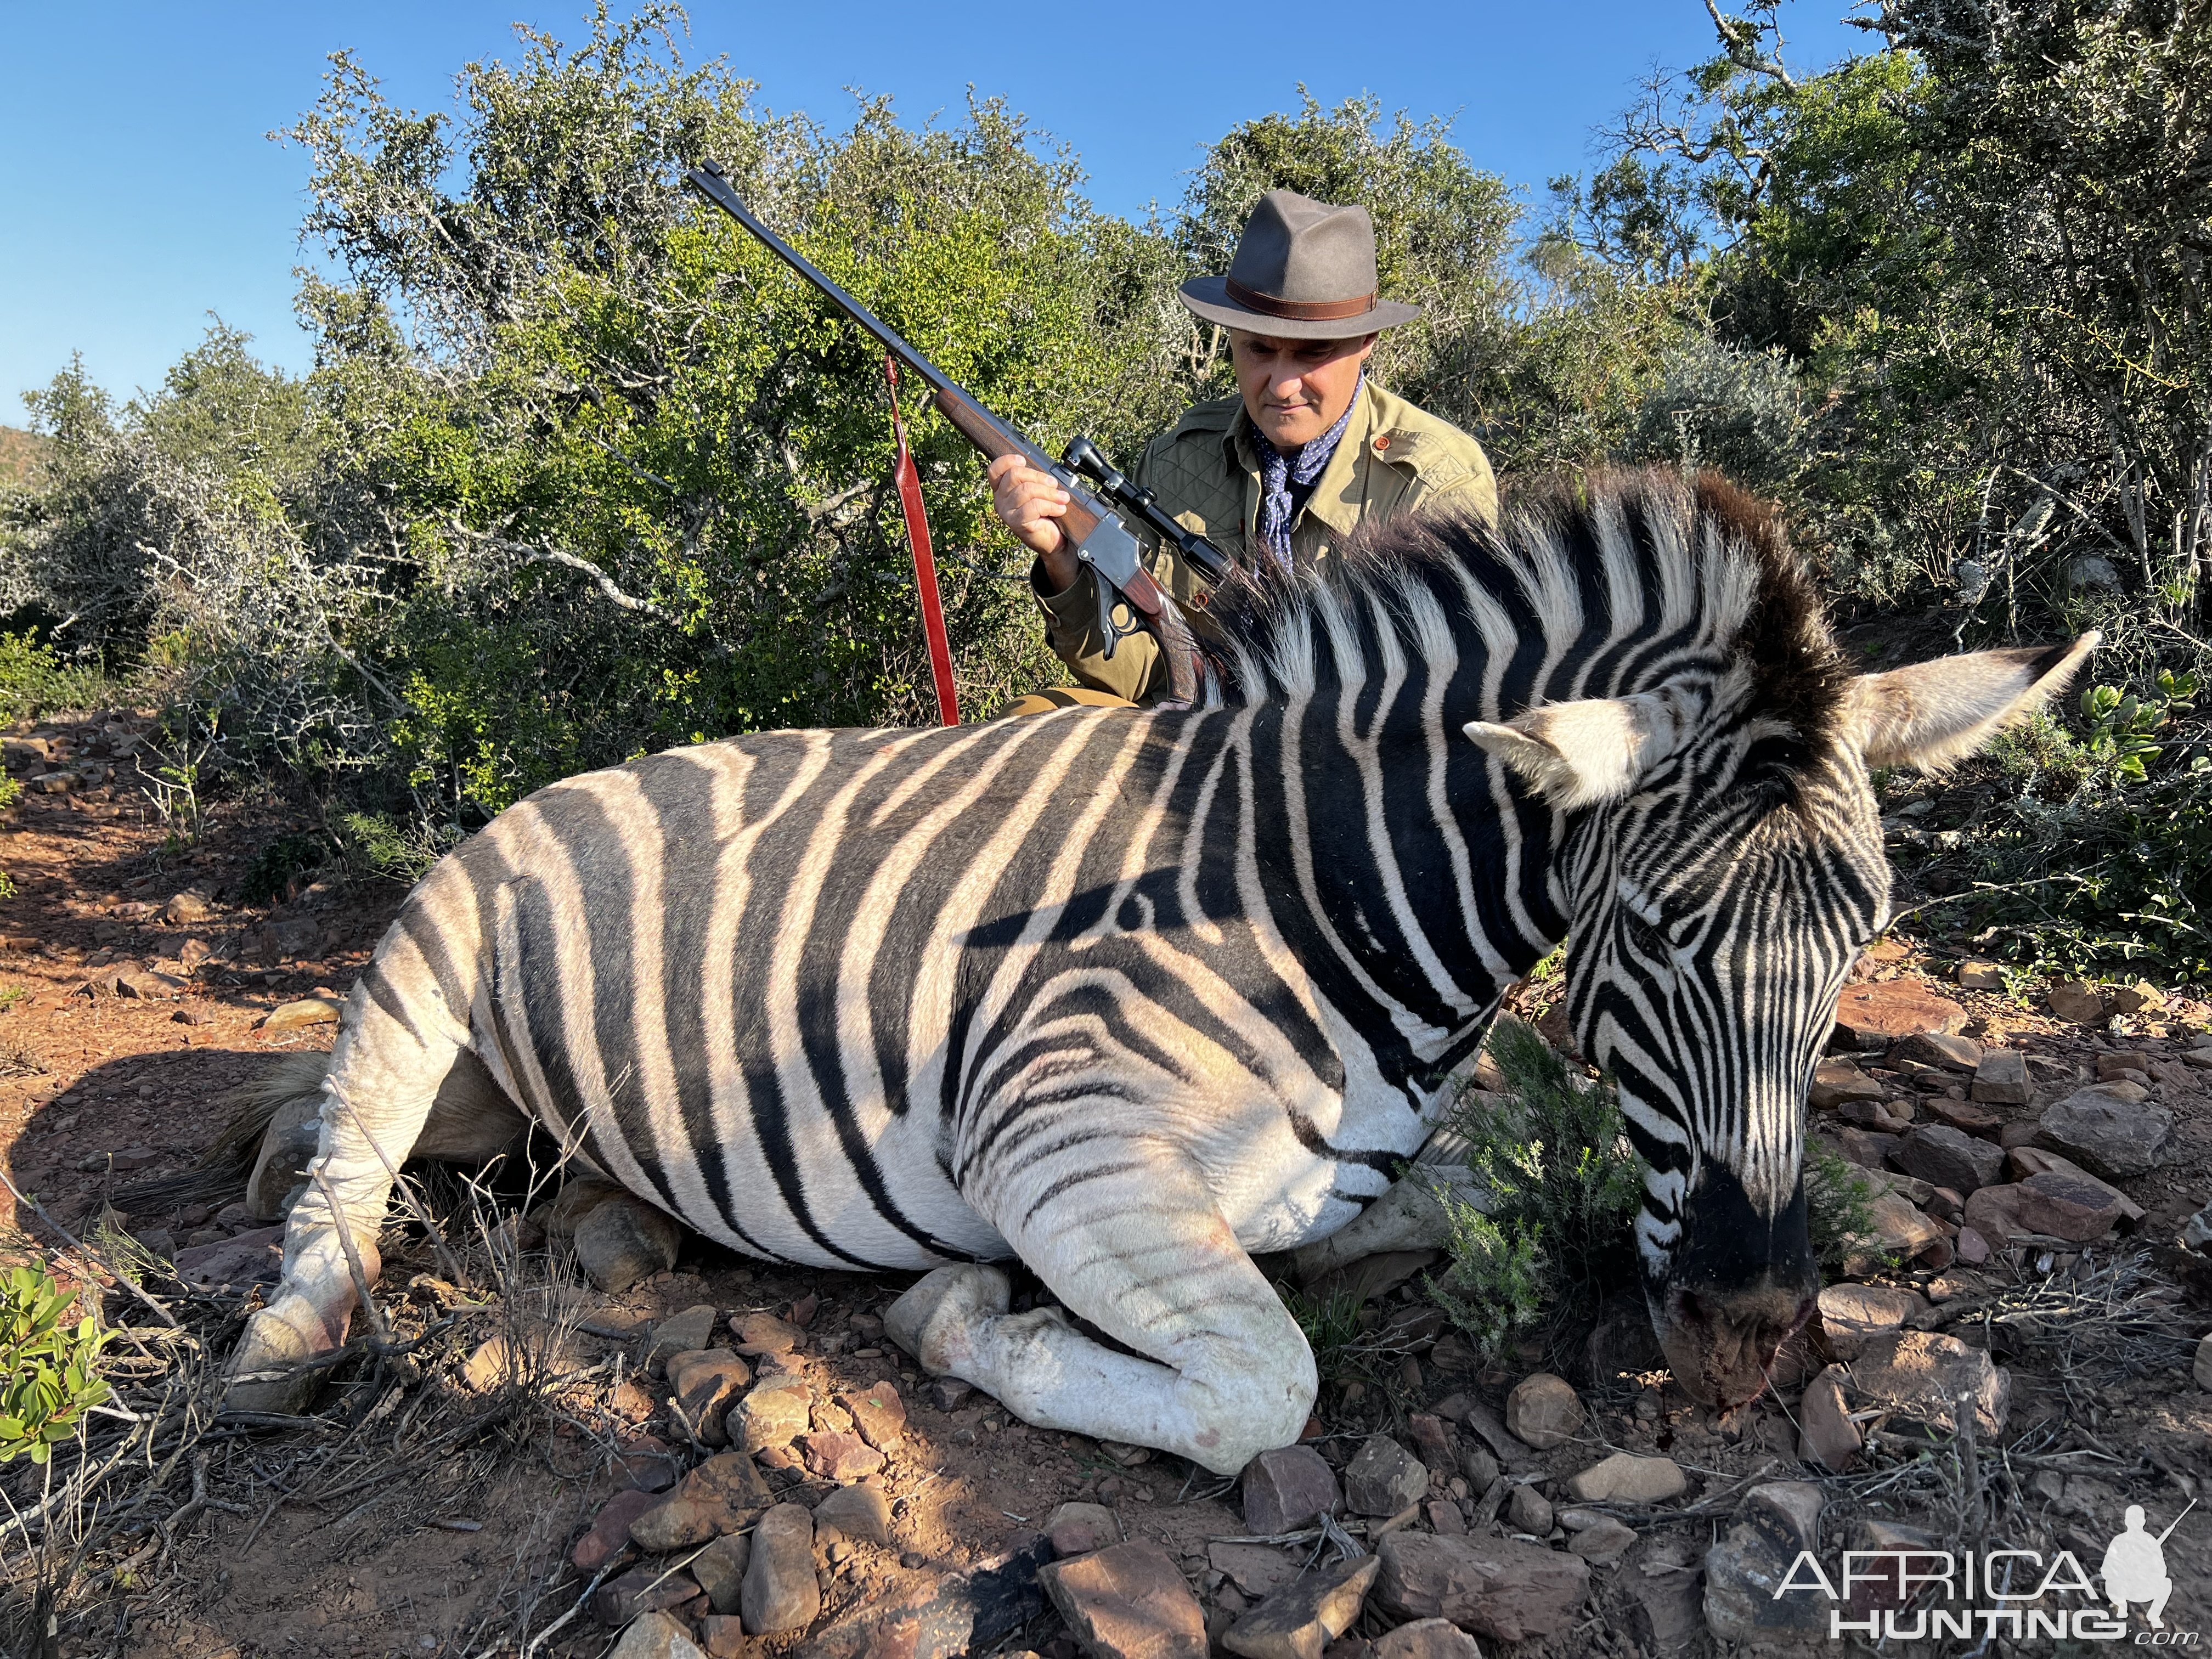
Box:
left=1889, top=1031, right=1980, bottom=1072
left=596, top=1565, right=701, bottom=1625
left=1242, top=1445, right=1340, bottom=1534
left=574, top=1195, right=682, bottom=1293
left=691, top=1532, right=752, bottom=1615
left=1961, top=1183, right=2030, bottom=1245
left=1041, top=1540, right=1208, bottom=1659
left=2036, top=1086, right=2176, bottom=1180
left=1222, top=1555, right=1380, bottom=1659
left=801, top=1429, right=885, bottom=1483
left=1568, top=1518, right=1637, bottom=1562
left=1704, top=1480, right=1827, bottom=1644
left=1565, top=1452, right=1686, bottom=1504
left=1895, top=1124, right=2005, bottom=1194
left=1955, top=960, right=2005, bottom=991
left=631, top=1451, right=775, bottom=1550
left=733, top=1312, right=803, bottom=1355
left=842, top=1379, right=906, bottom=1450
left=740, top=1503, right=819, bottom=1635
left=609, top=1611, right=706, bottom=1659
left=1504, top=1373, right=1584, bottom=1449
left=1848, top=1329, right=2009, bottom=1435
left=1369, top=1620, right=1481, bottom=1659
left=668, top=1350, right=751, bottom=1442
left=812, top=1483, right=893, bottom=1548
left=1809, top=1057, right=1884, bottom=1110
left=2012, top=1170, right=2125, bottom=1242
left=1505, top=1485, right=1553, bottom=1536
left=645, top=1305, right=720, bottom=1373
left=730, top=1375, right=813, bottom=1454
left=2046, top=980, right=2108, bottom=1023
left=1865, top=1189, right=1945, bottom=1257
left=1406, top=1413, right=1455, bottom=1474
left=1831, top=980, right=1967, bottom=1048
left=1816, top=1285, right=1927, bottom=1361
left=2109, top=980, right=2165, bottom=1014
left=1922, top=1097, right=2004, bottom=1136
left=260, top=995, right=343, bottom=1034
left=1343, top=1436, right=1429, bottom=1516
left=1971, top=1048, right=2032, bottom=1105
left=1375, top=1531, right=1590, bottom=1643
left=461, top=1334, right=520, bottom=1392
left=573, top=1489, right=665, bottom=1572
left=2196, top=1333, right=2212, bottom=1391
left=1047, top=1501, right=1122, bottom=1558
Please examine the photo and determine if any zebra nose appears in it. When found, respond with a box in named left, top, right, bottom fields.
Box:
left=1657, top=1283, right=1816, bottom=1409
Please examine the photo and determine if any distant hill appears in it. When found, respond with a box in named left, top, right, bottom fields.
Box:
left=0, top=426, right=46, bottom=487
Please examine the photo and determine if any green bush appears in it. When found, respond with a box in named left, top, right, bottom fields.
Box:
left=1892, top=675, right=2212, bottom=979
left=0, top=631, right=107, bottom=724
left=1425, top=1019, right=1642, bottom=1357
left=1429, top=1019, right=1898, bottom=1356
left=0, top=1264, right=112, bottom=1465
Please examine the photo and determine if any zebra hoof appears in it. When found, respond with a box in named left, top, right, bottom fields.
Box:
left=885, top=1265, right=1009, bottom=1375
left=224, top=1296, right=342, bottom=1415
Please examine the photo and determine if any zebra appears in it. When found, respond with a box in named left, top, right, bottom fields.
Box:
left=228, top=469, right=2092, bottom=1473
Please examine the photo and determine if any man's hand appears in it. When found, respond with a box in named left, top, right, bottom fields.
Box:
left=988, top=454, right=1080, bottom=591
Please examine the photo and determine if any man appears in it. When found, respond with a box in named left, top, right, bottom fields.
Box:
left=990, top=188, right=1499, bottom=705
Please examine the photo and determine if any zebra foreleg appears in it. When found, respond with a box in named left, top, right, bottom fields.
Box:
left=889, top=1153, right=1317, bottom=1475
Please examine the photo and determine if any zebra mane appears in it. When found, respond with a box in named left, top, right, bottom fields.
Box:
left=1205, top=465, right=1850, bottom=753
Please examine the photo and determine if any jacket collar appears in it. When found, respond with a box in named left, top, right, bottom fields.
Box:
left=1224, top=381, right=1377, bottom=540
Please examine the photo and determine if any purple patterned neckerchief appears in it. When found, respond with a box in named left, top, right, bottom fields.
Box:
left=1255, top=376, right=1363, bottom=572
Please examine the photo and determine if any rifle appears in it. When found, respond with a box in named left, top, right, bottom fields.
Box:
left=683, top=159, right=1232, bottom=700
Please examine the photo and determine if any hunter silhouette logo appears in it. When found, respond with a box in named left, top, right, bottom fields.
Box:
left=2104, top=1502, right=2193, bottom=1629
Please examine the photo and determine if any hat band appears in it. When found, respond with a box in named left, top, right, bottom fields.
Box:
left=1223, top=276, right=1378, bottom=323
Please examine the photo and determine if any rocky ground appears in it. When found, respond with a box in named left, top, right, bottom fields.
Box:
left=1, top=710, right=2209, bottom=1659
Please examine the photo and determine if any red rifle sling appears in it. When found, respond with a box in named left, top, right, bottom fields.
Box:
left=885, top=357, right=960, bottom=726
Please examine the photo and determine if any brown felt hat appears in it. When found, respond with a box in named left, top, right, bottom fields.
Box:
left=1178, top=189, right=1420, bottom=340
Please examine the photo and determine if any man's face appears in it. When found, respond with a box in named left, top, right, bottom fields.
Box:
left=1230, top=331, right=1377, bottom=450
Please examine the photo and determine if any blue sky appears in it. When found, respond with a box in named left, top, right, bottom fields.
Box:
left=0, top=2, right=1865, bottom=415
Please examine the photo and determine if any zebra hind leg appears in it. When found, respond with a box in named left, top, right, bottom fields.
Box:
left=887, top=1153, right=1317, bottom=1476
left=227, top=988, right=472, bottom=1413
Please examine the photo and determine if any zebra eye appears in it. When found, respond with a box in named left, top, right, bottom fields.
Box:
left=1623, top=909, right=1672, bottom=959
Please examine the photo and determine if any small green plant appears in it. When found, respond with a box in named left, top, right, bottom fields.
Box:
left=0, top=774, right=20, bottom=816
left=1804, top=1139, right=1887, bottom=1276
left=1277, top=1284, right=1367, bottom=1381
left=2079, top=673, right=2195, bottom=783
left=241, top=832, right=326, bottom=903
left=328, top=809, right=440, bottom=885
left=1429, top=1023, right=1902, bottom=1356
left=0, top=870, right=15, bottom=903
left=1427, top=1195, right=1548, bottom=1357
left=0, top=1263, right=113, bottom=1464
left=0, top=986, right=27, bottom=1013
left=1425, top=1018, right=1643, bottom=1357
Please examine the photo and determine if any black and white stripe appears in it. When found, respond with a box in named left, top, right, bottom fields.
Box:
left=261, top=467, right=1950, bottom=1451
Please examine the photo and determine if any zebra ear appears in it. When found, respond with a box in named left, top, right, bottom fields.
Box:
left=1845, top=633, right=2100, bottom=770
left=1463, top=686, right=1699, bottom=810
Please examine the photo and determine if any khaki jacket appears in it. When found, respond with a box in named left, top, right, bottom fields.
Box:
left=1030, top=381, right=1498, bottom=703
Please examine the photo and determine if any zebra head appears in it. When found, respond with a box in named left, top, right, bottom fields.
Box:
left=1463, top=498, right=2097, bottom=1408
